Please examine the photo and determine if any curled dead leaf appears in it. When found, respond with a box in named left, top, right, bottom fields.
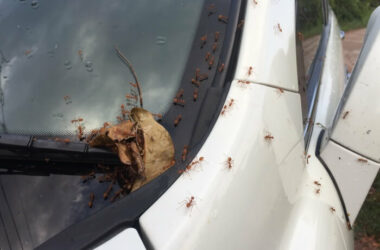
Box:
left=88, top=108, right=175, bottom=191
left=130, top=108, right=175, bottom=191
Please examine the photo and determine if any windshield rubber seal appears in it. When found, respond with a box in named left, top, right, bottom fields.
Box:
left=315, top=130, right=351, bottom=228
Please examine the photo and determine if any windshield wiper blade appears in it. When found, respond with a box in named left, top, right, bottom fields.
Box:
left=0, top=134, right=121, bottom=170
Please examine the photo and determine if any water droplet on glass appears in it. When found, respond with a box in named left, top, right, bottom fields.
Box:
left=85, top=60, right=93, bottom=67
left=86, top=67, right=93, bottom=72
left=19, top=0, right=26, bottom=3
left=64, top=60, right=72, bottom=70
left=54, top=43, right=58, bottom=49
left=31, top=0, right=39, bottom=9
left=16, top=24, right=21, bottom=29
left=3, top=76, right=7, bottom=79
left=52, top=113, right=64, bottom=119
left=47, top=50, right=54, bottom=57
left=155, top=36, right=167, bottom=46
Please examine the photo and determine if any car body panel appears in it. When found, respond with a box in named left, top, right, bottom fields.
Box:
left=279, top=197, right=353, bottom=250
left=321, top=140, right=380, bottom=223
left=140, top=81, right=304, bottom=249
left=140, top=6, right=354, bottom=250
left=95, top=228, right=146, bottom=250
left=331, top=7, right=380, bottom=163
left=315, top=11, right=346, bottom=131
left=234, top=0, right=298, bottom=91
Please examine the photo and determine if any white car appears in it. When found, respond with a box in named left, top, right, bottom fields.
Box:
left=0, top=0, right=379, bottom=249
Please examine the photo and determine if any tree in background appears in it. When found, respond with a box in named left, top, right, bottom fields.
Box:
left=329, top=0, right=372, bottom=24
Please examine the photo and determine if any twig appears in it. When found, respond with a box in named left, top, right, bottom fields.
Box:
left=114, top=46, right=143, bottom=108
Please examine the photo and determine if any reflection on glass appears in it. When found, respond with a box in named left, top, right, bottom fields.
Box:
left=0, top=0, right=205, bottom=248
left=0, top=0, right=204, bottom=135
left=298, top=0, right=324, bottom=76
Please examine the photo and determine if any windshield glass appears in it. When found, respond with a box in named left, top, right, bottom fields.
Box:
left=0, top=0, right=205, bottom=248
left=0, top=0, right=204, bottom=135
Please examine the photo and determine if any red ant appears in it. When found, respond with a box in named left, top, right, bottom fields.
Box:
left=315, top=189, right=320, bottom=195
left=313, top=181, right=321, bottom=186
left=221, top=105, right=228, bottom=116
left=237, top=19, right=244, bottom=29
left=88, top=193, right=95, bottom=208
left=71, top=118, right=84, bottom=123
left=191, top=78, right=201, bottom=87
left=163, top=160, right=176, bottom=171
left=182, top=145, right=188, bottom=162
left=129, top=82, right=137, bottom=88
left=214, top=31, right=220, bottom=42
left=226, top=157, right=233, bottom=169
left=237, top=80, right=251, bottom=86
left=357, top=158, right=368, bottom=163
left=306, top=155, right=311, bottom=164
left=277, top=23, right=283, bottom=32
left=185, top=196, right=195, bottom=208
left=330, top=207, right=336, bottom=213
left=173, top=98, right=185, bottom=106
left=228, top=98, right=234, bottom=107
left=200, top=34, right=207, bottom=48
left=207, top=4, right=216, bottom=16
left=220, top=99, right=234, bottom=116
left=193, top=88, right=199, bottom=101
left=195, top=69, right=200, bottom=80
left=103, top=181, right=114, bottom=200
left=110, top=189, right=123, bottom=202
left=208, top=56, right=214, bottom=69
left=342, top=111, right=349, bottom=119
left=248, top=66, right=253, bottom=76
left=178, top=157, right=204, bottom=174
left=218, top=15, right=228, bottom=23
left=199, top=73, right=208, bottom=81
left=218, top=63, right=225, bottom=72
left=178, top=164, right=192, bottom=174
left=264, top=133, right=274, bottom=141
left=212, top=42, right=218, bottom=53
left=205, top=52, right=211, bottom=62
left=126, top=94, right=138, bottom=101
left=174, top=114, right=182, bottom=126
left=297, top=32, right=304, bottom=41
left=77, top=125, right=85, bottom=141
left=120, top=104, right=130, bottom=118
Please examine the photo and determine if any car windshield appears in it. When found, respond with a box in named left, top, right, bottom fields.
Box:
left=0, top=0, right=204, bottom=135
left=0, top=0, right=205, bottom=248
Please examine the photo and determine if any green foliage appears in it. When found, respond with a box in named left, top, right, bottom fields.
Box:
left=298, top=0, right=378, bottom=35
left=330, top=0, right=377, bottom=30
left=298, top=0, right=324, bottom=37
left=354, top=173, right=380, bottom=242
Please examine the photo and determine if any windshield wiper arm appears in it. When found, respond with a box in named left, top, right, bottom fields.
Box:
left=0, top=134, right=121, bottom=173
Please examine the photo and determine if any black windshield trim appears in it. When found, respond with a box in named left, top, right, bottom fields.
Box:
left=35, top=0, right=246, bottom=249
left=315, top=130, right=351, bottom=227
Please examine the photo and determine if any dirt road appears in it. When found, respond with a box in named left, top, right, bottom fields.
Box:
left=342, top=28, right=366, bottom=72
